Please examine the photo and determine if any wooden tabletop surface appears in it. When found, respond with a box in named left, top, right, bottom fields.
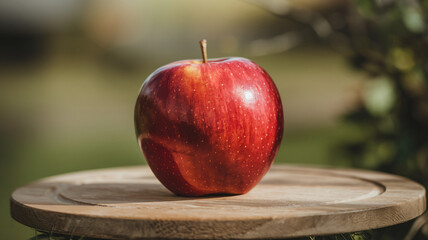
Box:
left=10, top=165, right=426, bottom=239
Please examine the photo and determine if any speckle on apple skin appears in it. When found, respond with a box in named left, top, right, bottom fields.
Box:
left=134, top=57, right=284, bottom=197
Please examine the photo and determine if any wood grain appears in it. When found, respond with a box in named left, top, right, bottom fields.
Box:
left=10, top=165, right=426, bottom=239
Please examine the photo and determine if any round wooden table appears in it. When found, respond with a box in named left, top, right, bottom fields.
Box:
left=10, top=165, right=426, bottom=239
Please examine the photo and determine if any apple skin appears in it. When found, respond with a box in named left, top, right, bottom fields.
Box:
left=134, top=57, right=284, bottom=196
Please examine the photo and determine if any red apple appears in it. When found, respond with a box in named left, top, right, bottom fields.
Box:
left=134, top=40, right=283, bottom=196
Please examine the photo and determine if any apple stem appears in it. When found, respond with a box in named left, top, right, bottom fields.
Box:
left=200, top=39, right=207, bottom=63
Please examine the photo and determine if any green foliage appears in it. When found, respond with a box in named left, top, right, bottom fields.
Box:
left=300, top=231, right=375, bottom=240
left=273, top=1, right=428, bottom=238
left=30, top=231, right=100, bottom=240
left=330, top=1, right=428, bottom=238
left=32, top=231, right=376, bottom=240
left=336, top=0, right=428, bottom=188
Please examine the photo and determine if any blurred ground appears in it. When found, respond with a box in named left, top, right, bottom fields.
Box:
left=0, top=0, right=364, bottom=239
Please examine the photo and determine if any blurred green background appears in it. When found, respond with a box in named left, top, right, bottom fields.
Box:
left=1, top=0, right=427, bottom=239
